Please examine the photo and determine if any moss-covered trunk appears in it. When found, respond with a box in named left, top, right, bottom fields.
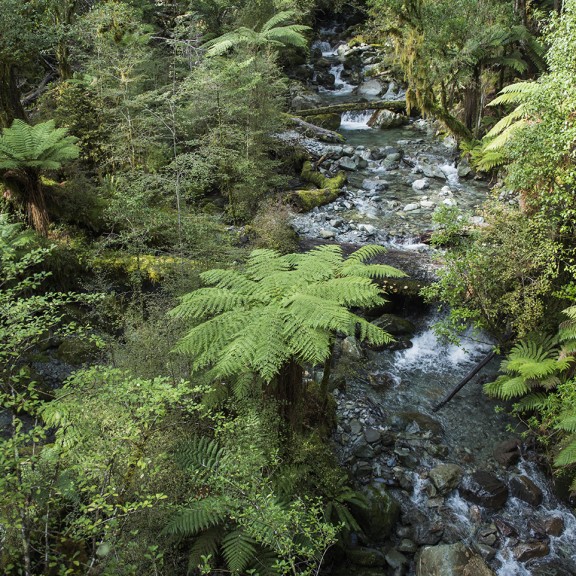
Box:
left=275, top=360, right=304, bottom=431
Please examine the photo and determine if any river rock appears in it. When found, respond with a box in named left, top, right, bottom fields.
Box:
left=513, top=540, right=550, bottom=561
left=372, top=314, right=416, bottom=336
left=428, top=464, right=463, bottom=495
left=397, top=412, right=444, bottom=438
left=317, top=70, right=336, bottom=88
left=369, top=109, right=408, bottom=129
left=510, top=474, right=543, bottom=507
left=413, top=521, right=444, bottom=545
left=385, top=548, right=408, bottom=569
left=493, top=438, right=521, bottom=467
left=457, top=159, right=473, bottom=178
left=404, top=203, right=419, bottom=212
left=357, top=78, right=385, bottom=98
left=421, top=163, right=447, bottom=180
left=412, top=178, right=429, bottom=191
left=346, top=547, right=387, bottom=567
left=398, top=538, right=417, bottom=553
left=362, top=178, right=389, bottom=191
left=459, top=471, right=509, bottom=510
left=542, top=515, right=565, bottom=536
left=342, top=336, right=363, bottom=359
left=319, top=229, right=336, bottom=239
left=416, top=543, right=495, bottom=576
left=359, top=482, right=401, bottom=541
left=365, top=428, right=381, bottom=443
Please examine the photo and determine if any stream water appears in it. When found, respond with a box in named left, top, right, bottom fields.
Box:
left=298, top=32, right=576, bottom=576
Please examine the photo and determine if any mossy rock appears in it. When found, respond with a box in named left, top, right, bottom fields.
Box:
left=292, top=187, right=340, bottom=211
left=305, top=113, right=342, bottom=131
left=56, top=338, right=99, bottom=365
left=92, top=252, right=190, bottom=283
left=346, top=547, right=387, bottom=567
left=301, top=161, right=347, bottom=191
left=372, top=314, right=416, bottom=336
left=358, top=482, right=401, bottom=542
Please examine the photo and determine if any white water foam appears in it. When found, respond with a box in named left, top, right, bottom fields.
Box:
left=340, top=110, right=374, bottom=130
left=394, top=326, right=490, bottom=373
left=439, top=162, right=460, bottom=186
left=319, top=64, right=355, bottom=95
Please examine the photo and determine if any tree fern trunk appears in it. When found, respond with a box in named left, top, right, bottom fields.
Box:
left=25, top=169, right=50, bottom=236
left=0, top=63, right=27, bottom=128
left=276, top=360, right=304, bottom=430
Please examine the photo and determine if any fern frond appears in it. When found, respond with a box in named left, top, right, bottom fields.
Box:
left=514, top=392, right=549, bottom=411
left=488, top=81, right=538, bottom=107
left=176, top=435, right=224, bottom=473
left=187, top=527, right=222, bottom=574
left=164, top=497, right=228, bottom=537
left=554, top=434, right=576, bottom=467
left=221, top=530, right=258, bottom=573
left=557, top=414, right=576, bottom=433
left=341, top=262, right=407, bottom=279
left=260, top=10, right=299, bottom=32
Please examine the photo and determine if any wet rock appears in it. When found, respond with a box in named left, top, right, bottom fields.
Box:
left=412, top=178, right=429, bottom=191
left=385, top=548, right=408, bottom=569
left=513, top=541, right=550, bottom=562
left=428, top=464, right=463, bottom=495
left=368, top=109, right=408, bottom=129
left=342, top=336, right=363, bottom=359
left=476, top=544, right=497, bottom=562
left=362, top=178, right=389, bottom=191
left=398, top=538, right=417, bottom=553
left=403, top=203, right=419, bottom=212
left=346, top=547, right=387, bottom=567
left=493, top=438, right=521, bottom=467
left=457, top=159, right=472, bottom=178
left=350, top=418, right=362, bottom=435
left=510, top=474, right=543, bottom=507
left=413, top=521, right=444, bottom=546
left=397, top=412, right=444, bottom=438
left=529, top=558, right=576, bottom=576
left=368, top=372, right=397, bottom=390
left=357, top=78, right=385, bottom=98
left=359, top=482, right=401, bottom=541
left=541, top=515, right=564, bottom=537
left=495, top=518, right=518, bottom=538
left=416, top=543, right=495, bottom=576
left=459, top=471, right=509, bottom=510
left=372, top=314, right=416, bottom=336
left=421, top=163, right=447, bottom=180
left=365, top=428, right=381, bottom=443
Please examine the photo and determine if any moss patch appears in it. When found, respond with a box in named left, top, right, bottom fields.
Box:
left=291, top=162, right=347, bottom=211
left=305, top=113, right=341, bottom=131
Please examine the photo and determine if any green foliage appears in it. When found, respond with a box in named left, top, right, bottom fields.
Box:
left=171, top=245, right=405, bottom=383
left=203, top=10, right=310, bottom=56
left=423, top=202, right=560, bottom=342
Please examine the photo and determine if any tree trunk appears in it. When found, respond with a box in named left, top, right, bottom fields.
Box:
left=2, top=169, right=49, bottom=235
left=0, top=63, right=27, bottom=128
left=275, top=360, right=304, bottom=430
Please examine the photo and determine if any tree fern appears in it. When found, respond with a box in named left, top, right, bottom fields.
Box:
left=0, top=119, right=79, bottom=234
left=164, top=497, right=229, bottom=536
left=204, top=11, right=310, bottom=57
left=171, top=246, right=405, bottom=416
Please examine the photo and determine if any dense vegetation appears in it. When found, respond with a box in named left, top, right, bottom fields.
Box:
left=1, top=0, right=576, bottom=574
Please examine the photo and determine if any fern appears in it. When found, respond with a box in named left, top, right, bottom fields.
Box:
left=221, top=530, right=258, bottom=573
left=172, top=245, right=404, bottom=387
left=164, top=497, right=229, bottom=536
left=187, top=526, right=223, bottom=574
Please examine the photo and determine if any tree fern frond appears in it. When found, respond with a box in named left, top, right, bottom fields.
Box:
left=305, top=277, right=384, bottom=308
left=488, top=81, right=538, bottom=107
left=514, top=392, right=549, bottom=411
left=357, top=317, right=393, bottom=346
left=345, top=245, right=389, bottom=264
left=221, top=530, right=258, bottom=573
left=264, top=27, right=309, bottom=49
left=485, top=104, right=527, bottom=139
left=260, top=10, right=299, bottom=32
left=483, top=120, right=526, bottom=152
left=187, top=527, right=223, bottom=574
left=554, top=434, right=576, bottom=467
left=164, top=497, right=228, bottom=537
left=176, top=435, right=224, bottom=473
left=341, top=262, right=407, bottom=279
left=557, top=414, right=576, bottom=433
left=200, top=268, right=258, bottom=294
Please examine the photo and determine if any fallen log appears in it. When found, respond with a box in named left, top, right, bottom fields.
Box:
left=287, top=116, right=345, bottom=143
left=295, top=99, right=407, bottom=118
left=432, top=350, right=496, bottom=412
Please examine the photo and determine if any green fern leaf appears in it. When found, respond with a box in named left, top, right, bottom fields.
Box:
left=164, top=497, right=228, bottom=537
left=187, top=526, right=223, bottom=574
left=554, top=435, right=576, bottom=467
left=221, top=529, right=258, bottom=573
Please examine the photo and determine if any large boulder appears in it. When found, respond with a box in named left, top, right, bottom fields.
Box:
left=357, top=78, right=386, bottom=98
left=358, top=482, right=401, bottom=542
left=416, top=543, right=495, bottom=576
left=459, top=471, right=508, bottom=510
left=368, top=109, right=408, bottom=129
left=372, top=314, right=416, bottom=336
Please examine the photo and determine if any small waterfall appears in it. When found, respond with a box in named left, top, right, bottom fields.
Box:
left=439, top=162, right=460, bottom=186
left=394, top=325, right=490, bottom=373
left=319, top=64, right=355, bottom=95
left=340, top=110, right=374, bottom=130
left=311, top=39, right=335, bottom=56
